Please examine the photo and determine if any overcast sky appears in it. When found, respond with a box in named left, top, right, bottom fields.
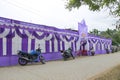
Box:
left=0, top=0, right=118, bottom=31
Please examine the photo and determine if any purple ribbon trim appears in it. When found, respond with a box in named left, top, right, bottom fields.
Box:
left=0, top=27, right=5, bottom=33
left=54, top=33, right=61, bottom=40
left=6, top=29, right=15, bottom=38
left=15, top=28, right=28, bottom=38
left=0, top=38, right=3, bottom=56
left=75, top=37, right=79, bottom=42
left=62, top=35, right=74, bottom=42
left=33, top=31, right=46, bottom=40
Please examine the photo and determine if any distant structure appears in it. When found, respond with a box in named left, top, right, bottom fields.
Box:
left=0, top=17, right=111, bottom=66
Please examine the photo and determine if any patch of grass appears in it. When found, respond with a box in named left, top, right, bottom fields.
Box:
left=89, top=65, right=120, bottom=80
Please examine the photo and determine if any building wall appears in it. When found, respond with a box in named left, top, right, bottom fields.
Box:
left=0, top=17, right=112, bottom=66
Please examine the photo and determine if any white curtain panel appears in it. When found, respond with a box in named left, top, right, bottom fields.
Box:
left=12, top=32, right=22, bottom=55
left=35, top=38, right=45, bottom=53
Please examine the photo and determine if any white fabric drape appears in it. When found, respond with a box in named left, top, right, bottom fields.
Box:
left=24, top=30, right=35, bottom=39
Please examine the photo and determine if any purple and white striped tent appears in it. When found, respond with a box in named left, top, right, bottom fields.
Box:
left=0, top=17, right=112, bottom=66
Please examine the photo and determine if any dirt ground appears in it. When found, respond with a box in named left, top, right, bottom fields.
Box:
left=0, top=52, right=120, bottom=80
left=89, top=64, right=120, bottom=80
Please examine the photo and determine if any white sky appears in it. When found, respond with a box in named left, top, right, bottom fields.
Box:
left=0, top=0, right=118, bottom=31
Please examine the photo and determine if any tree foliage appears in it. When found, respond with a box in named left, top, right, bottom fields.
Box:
left=66, top=0, right=120, bottom=16
left=90, top=29, right=100, bottom=35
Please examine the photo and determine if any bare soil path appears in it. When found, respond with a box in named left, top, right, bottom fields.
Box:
left=0, top=52, right=120, bottom=80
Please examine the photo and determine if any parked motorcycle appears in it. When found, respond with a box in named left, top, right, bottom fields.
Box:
left=60, top=48, right=75, bottom=60
left=17, top=47, right=45, bottom=66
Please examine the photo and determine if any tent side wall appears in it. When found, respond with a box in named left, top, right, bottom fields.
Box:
left=0, top=17, right=112, bottom=66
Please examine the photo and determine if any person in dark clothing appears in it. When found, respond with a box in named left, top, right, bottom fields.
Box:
left=90, top=46, right=95, bottom=56
left=35, top=44, right=42, bottom=57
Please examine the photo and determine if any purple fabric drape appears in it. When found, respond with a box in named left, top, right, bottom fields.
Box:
left=6, top=38, right=12, bottom=56
left=51, top=38, right=54, bottom=52
left=33, top=31, right=46, bottom=40
left=62, top=41, right=65, bottom=50
left=22, top=38, right=28, bottom=52
left=74, top=41, right=77, bottom=51
left=0, top=38, right=3, bottom=56
left=75, top=37, right=79, bottom=42
left=62, top=35, right=74, bottom=42
left=0, top=27, right=5, bottom=33
left=101, top=40, right=105, bottom=44
left=6, top=29, right=15, bottom=38
left=15, top=28, right=28, bottom=38
left=54, top=33, right=61, bottom=41
left=57, top=40, right=61, bottom=51
left=31, top=39, right=35, bottom=50
left=45, top=40, right=50, bottom=53
left=71, top=42, right=73, bottom=51
left=91, top=38, right=97, bottom=43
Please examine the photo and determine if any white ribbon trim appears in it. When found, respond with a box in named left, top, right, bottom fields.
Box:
left=24, top=30, right=35, bottom=39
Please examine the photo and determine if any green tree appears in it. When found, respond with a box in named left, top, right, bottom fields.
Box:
left=66, top=0, right=120, bottom=16
left=90, top=29, right=100, bottom=35
left=116, top=19, right=120, bottom=30
left=99, top=29, right=120, bottom=45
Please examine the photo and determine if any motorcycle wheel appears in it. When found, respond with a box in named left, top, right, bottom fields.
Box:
left=39, top=56, right=45, bottom=64
left=18, top=58, right=28, bottom=66
left=62, top=55, right=67, bottom=61
left=63, top=57, right=67, bottom=61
